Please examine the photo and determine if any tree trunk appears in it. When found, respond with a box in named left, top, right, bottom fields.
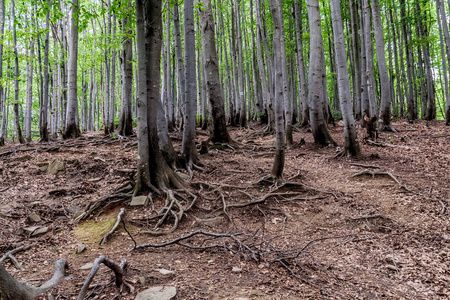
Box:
left=199, top=0, right=232, bottom=144
left=0, top=0, right=4, bottom=146
left=362, top=0, right=378, bottom=138
left=40, top=0, right=51, bottom=141
left=307, top=0, right=335, bottom=146
left=24, top=39, right=34, bottom=142
left=349, top=0, right=361, bottom=120
left=371, top=0, right=392, bottom=130
left=269, top=0, right=285, bottom=181
left=108, top=14, right=117, bottom=133
left=436, top=0, right=450, bottom=124
left=294, top=0, right=309, bottom=127
left=64, top=0, right=81, bottom=138
left=173, top=0, right=186, bottom=129
left=330, top=0, right=360, bottom=157
left=12, top=0, right=25, bottom=144
left=118, top=0, right=133, bottom=136
left=400, top=0, right=415, bottom=121
left=181, top=0, right=200, bottom=172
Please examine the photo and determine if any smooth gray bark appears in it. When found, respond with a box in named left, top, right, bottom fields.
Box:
left=371, top=0, right=392, bottom=130
left=200, top=0, right=232, bottom=143
left=330, top=0, right=360, bottom=157
left=181, top=0, right=200, bottom=172
left=269, top=0, right=285, bottom=181
left=307, top=0, right=335, bottom=146
left=40, top=0, right=51, bottom=141
left=64, top=0, right=81, bottom=138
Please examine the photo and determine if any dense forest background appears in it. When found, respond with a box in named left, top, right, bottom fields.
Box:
left=0, top=0, right=449, bottom=146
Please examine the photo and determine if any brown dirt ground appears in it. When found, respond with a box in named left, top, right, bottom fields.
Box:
left=0, top=119, right=449, bottom=299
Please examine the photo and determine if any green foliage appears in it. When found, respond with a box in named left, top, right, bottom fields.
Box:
left=330, top=109, right=343, bottom=121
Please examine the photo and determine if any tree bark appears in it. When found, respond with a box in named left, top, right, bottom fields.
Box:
left=307, top=0, right=335, bottom=146
left=200, top=0, right=232, bottom=144
left=436, top=0, right=450, bottom=124
left=330, top=0, right=360, bottom=157
left=118, top=0, right=133, bottom=136
left=181, top=0, right=200, bottom=172
left=294, top=0, right=309, bottom=127
left=269, top=0, right=285, bottom=181
left=64, top=0, right=81, bottom=138
left=12, top=0, right=25, bottom=144
left=371, top=0, right=392, bottom=130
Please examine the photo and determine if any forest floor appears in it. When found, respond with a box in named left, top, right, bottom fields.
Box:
left=0, top=119, right=449, bottom=299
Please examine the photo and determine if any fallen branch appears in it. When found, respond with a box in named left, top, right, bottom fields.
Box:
left=77, top=256, right=127, bottom=300
left=366, top=139, right=413, bottom=149
left=100, top=208, right=125, bottom=245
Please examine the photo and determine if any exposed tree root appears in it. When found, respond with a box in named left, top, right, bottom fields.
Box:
left=351, top=170, right=414, bottom=192
left=139, top=189, right=197, bottom=236
left=77, top=256, right=127, bottom=300
left=0, top=244, right=34, bottom=271
left=100, top=208, right=125, bottom=245
left=0, top=258, right=68, bottom=300
left=351, top=170, right=400, bottom=184
left=75, top=193, right=132, bottom=223
left=133, top=230, right=369, bottom=296
left=349, top=163, right=380, bottom=169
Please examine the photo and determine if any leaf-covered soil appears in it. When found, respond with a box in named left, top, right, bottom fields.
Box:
left=1, top=120, right=449, bottom=299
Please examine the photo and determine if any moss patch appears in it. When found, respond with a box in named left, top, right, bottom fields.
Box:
left=73, top=212, right=118, bottom=244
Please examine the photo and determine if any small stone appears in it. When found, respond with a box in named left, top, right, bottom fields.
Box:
left=31, top=227, right=49, bottom=236
left=23, top=226, right=40, bottom=235
left=156, top=268, right=176, bottom=276
left=79, top=263, right=94, bottom=270
left=47, top=160, right=65, bottom=175
left=76, top=244, right=86, bottom=254
left=130, top=196, right=148, bottom=207
left=232, top=266, right=242, bottom=273
left=39, top=165, right=48, bottom=172
left=24, top=226, right=48, bottom=236
left=28, top=213, right=41, bottom=223
left=12, top=155, right=32, bottom=162
left=135, top=286, right=177, bottom=300
left=88, top=177, right=102, bottom=182
left=139, top=276, right=146, bottom=286
left=175, top=171, right=190, bottom=181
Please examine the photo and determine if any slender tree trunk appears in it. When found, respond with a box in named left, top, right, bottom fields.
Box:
left=118, top=0, right=133, bottom=136
left=173, top=0, right=186, bottom=129
left=436, top=0, right=450, bottom=124
left=64, top=0, right=81, bottom=138
left=307, top=0, right=335, bottom=146
left=0, top=0, right=3, bottom=146
left=12, top=0, right=25, bottom=144
left=181, top=0, right=200, bottom=172
left=165, top=6, right=174, bottom=131
left=250, top=0, right=263, bottom=117
left=200, top=0, right=232, bottom=144
left=294, top=0, right=309, bottom=127
left=349, top=0, right=361, bottom=120
left=371, top=0, right=392, bottom=130
left=269, top=0, right=285, bottom=181
left=40, top=0, right=51, bottom=141
left=25, top=39, right=34, bottom=142
left=362, top=0, right=378, bottom=138
left=273, top=0, right=292, bottom=146
left=400, top=0, right=415, bottom=121
left=108, top=14, right=117, bottom=133
left=330, top=0, right=360, bottom=157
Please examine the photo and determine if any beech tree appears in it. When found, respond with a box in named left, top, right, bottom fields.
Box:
left=330, top=0, right=360, bottom=156
left=307, top=0, right=335, bottom=147
left=64, top=0, right=81, bottom=138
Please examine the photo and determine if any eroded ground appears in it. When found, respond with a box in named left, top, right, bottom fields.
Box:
left=1, top=120, right=449, bottom=299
